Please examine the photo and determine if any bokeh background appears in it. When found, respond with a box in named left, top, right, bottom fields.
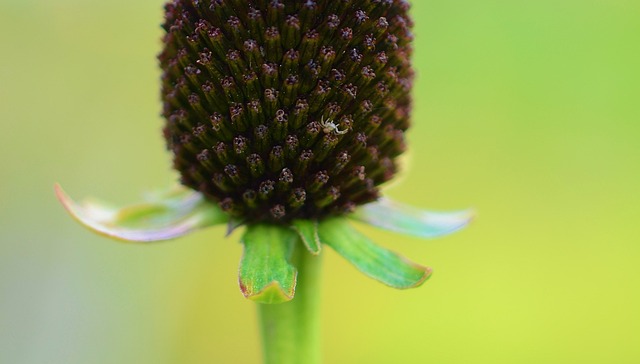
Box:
left=1, top=0, right=639, bottom=363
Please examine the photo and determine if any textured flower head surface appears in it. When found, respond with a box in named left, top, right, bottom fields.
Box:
left=57, top=0, right=473, bottom=304
left=161, top=0, right=413, bottom=223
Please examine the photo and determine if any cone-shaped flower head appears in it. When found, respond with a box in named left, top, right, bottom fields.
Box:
left=160, top=0, right=414, bottom=223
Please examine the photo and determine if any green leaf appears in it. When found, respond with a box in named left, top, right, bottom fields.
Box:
left=239, top=225, right=299, bottom=304
left=55, top=184, right=228, bottom=242
left=290, top=219, right=321, bottom=255
left=318, top=218, right=432, bottom=289
left=351, top=198, right=474, bottom=238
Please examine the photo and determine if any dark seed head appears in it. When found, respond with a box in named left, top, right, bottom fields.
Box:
left=160, top=0, right=414, bottom=223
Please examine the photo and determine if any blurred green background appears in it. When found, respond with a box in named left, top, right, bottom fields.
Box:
left=1, top=0, right=639, bottom=363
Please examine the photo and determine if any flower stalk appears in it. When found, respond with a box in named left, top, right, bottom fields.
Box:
left=258, top=239, right=322, bottom=364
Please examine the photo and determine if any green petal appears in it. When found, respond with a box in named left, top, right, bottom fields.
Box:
left=239, top=224, right=299, bottom=304
left=55, top=184, right=228, bottom=242
left=318, top=218, right=432, bottom=289
left=351, top=198, right=474, bottom=238
left=290, top=219, right=321, bottom=255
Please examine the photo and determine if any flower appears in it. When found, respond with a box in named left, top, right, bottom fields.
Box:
left=56, top=0, right=472, bottom=304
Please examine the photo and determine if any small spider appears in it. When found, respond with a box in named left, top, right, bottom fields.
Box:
left=320, top=116, right=349, bottom=135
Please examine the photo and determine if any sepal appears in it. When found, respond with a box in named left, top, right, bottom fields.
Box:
left=290, top=219, right=321, bottom=255
left=239, top=224, right=299, bottom=304
left=317, top=218, right=431, bottom=289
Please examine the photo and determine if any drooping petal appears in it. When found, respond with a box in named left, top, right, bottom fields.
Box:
left=290, top=219, right=321, bottom=255
left=54, top=184, right=228, bottom=242
left=350, top=198, right=474, bottom=238
left=317, top=218, right=431, bottom=289
left=239, top=224, right=299, bottom=304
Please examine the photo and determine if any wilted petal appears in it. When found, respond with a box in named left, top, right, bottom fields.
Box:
left=351, top=198, right=474, bottom=238
left=239, top=224, right=298, bottom=304
left=290, top=219, right=321, bottom=255
left=318, top=218, right=431, bottom=289
left=55, top=184, right=227, bottom=242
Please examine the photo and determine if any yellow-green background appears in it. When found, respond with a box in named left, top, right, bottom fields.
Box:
left=1, top=1, right=639, bottom=363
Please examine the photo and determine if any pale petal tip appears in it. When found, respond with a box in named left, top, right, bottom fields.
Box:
left=352, top=198, right=476, bottom=239
left=54, top=183, right=72, bottom=213
left=54, top=183, right=227, bottom=243
left=54, top=183, right=102, bottom=231
left=55, top=183, right=132, bottom=242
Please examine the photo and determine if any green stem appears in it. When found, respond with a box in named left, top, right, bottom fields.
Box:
left=257, top=242, right=322, bottom=364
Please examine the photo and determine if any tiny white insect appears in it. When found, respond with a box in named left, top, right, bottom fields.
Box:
left=319, top=116, right=349, bottom=135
